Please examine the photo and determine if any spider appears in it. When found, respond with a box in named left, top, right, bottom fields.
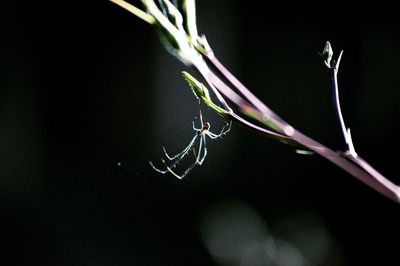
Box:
left=150, top=110, right=232, bottom=179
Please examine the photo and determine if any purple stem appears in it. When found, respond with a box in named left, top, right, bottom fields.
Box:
left=201, top=54, right=400, bottom=203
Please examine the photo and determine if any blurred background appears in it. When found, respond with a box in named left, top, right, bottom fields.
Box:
left=1, top=0, right=400, bottom=265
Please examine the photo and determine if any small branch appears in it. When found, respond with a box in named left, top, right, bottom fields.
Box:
left=332, top=51, right=347, bottom=140
left=202, top=44, right=400, bottom=203
left=330, top=50, right=357, bottom=157
left=208, top=61, right=400, bottom=202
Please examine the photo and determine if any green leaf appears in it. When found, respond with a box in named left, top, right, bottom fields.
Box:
left=159, top=0, right=185, bottom=32
left=181, top=0, right=198, bottom=44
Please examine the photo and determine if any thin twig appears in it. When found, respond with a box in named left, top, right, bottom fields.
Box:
left=330, top=51, right=357, bottom=157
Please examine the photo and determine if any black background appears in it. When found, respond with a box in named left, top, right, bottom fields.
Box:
left=1, top=1, right=400, bottom=265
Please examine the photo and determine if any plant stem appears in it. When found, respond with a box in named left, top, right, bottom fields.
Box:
left=331, top=53, right=347, bottom=141
left=202, top=54, right=400, bottom=203
left=290, top=129, right=399, bottom=203
left=198, top=66, right=292, bottom=141
left=110, top=0, right=399, bottom=203
left=110, top=0, right=155, bottom=24
left=330, top=51, right=357, bottom=157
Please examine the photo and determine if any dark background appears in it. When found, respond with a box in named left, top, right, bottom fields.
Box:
left=1, top=1, right=400, bottom=265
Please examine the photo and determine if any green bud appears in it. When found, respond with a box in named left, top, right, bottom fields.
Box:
left=322, top=41, right=333, bottom=68
left=182, top=71, right=229, bottom=116
left=182, top=71, right=208, bottom=99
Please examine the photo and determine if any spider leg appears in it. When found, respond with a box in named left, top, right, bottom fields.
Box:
left=205, top=132, right=218, bottom=139
left=197, top=135, right=207, bottom=165
left=164, top=136, right=200, bottom=171
left=149, top=160, right=169, bottom=174
left=191, top=144, right=198, bottom=158
left=153, top=158, right=184, bottom=179
left=166, top=135, right=207, bottom=179
left=192, top=120, right=201, bottom=131
left=164, top=159, right=197, bottom=179
left=179, top=161, right=198, bottom=178
left=217, top=120, right=232, bottom=135
left=192, top=109, right=203, bottom=131
left=151, top=111, right=230, bottom=179
left=206, top=131, right=225, bottom=139
left=207, top=120, right=232, bottom=139
left=155, top=150, right=200, bottom=179
left=151, top=157, right=191, bottom=179
left=153, top=137, right=206, bottom=179
left=164, top=165, right=185, bottom=179
left=163, top=135, right=198, bottom=161
left=198, top=109, right=204, bottom=126
left=222, top=120, right=232, bottom=134
left=194, top=133, right=203, bottom=164
left=168, top=136, right=207, bottom=180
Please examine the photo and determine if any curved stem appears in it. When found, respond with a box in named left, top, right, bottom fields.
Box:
left=229, top=112, right=292, bottom=142
left=332, top=69, right=348, bottom=143
left=207, top=56, right=293, bottom=135
left=330, top=51, right=357, bottom=157
left=197, top=66, right=291, bottom=142
left=203, top=67, right=295, bottom=136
